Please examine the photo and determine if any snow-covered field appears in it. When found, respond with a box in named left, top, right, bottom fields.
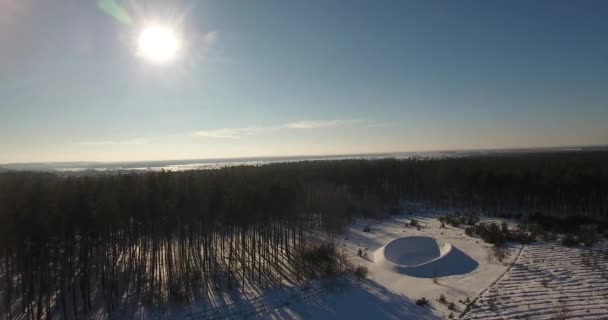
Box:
left=259, top=212, right=513, bottom=319
left=258, top=212, right=608, bottom=320
left=93, top=211, right=607, bottom=320
left=464, top=241, right=608, bottom=320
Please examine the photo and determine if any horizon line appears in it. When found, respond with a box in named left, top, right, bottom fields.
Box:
left=2, top=143, right=607, bottom=167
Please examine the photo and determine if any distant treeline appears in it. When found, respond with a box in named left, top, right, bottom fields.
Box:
left=0, top=151, right=607, bottom=319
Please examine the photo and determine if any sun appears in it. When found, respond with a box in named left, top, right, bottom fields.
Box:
left=137, top=25, right=180, bottom=63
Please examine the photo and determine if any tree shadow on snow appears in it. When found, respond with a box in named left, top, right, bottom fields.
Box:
left=267, top=279, right=437, bottom=320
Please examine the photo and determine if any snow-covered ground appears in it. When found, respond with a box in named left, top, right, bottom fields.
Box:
left=260, top=212, right=516, bottom=319
left=259, top=213, right=608, bottom=320
left=102, top=211, right=608, bottom=320
left=464, top=241, right=608, bottom=320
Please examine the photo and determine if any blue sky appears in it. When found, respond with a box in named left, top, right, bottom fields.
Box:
left=1, top=0, right=607, bottom=163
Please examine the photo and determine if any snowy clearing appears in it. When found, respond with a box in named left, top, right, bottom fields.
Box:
left=50, top=211, right=607, bottom=320
left=260, top=213, right=608, bottom=320
left=259, top=212, right=513, bottom=319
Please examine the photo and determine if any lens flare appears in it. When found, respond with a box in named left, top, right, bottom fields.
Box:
left=97, top=0, right=132, bottom=25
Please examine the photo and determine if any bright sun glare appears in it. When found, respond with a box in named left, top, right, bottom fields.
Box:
left=137, top=25, right=180, bottom=63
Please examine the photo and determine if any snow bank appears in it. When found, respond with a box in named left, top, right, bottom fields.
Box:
left=374, top=236, right=478, bottom=278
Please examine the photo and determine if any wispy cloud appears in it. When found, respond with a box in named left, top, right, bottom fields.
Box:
left=194, top=119, right=360, bottom=139
left=194, top=128, right=256, bottom=139
left=78, top=138, right=148, bottom=145
left=282, top=120, right=358, bottom=129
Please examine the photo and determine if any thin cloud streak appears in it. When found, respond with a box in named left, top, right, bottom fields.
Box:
left=194, top=119, right=360, bottom=139
left=194, top=128, right=256, bottom=139
left=78, top=138, right=148, bottom=145
left=282, top=119, right=358, bottom=129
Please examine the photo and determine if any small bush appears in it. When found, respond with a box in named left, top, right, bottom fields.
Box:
left=415, top=297, right=429, bottom=307
left=577, top=231, right=598, bottom=247
left=501, top=221, right=510, bottom=235
left=509, top=228, right=536, bottom=244
left=363, top=225, right=371, bottom=232
left=438, top=294, right=446, bottom=303
left=439, top=214, right=479, bottom=227
left=481, top=223, right=506, bottom=245
left=353, top=265, right=368, bottom=280
left=463, top=222, right=505, bottom=245
left=541, top=231, right=558, bottom=242
left=466, top=215, right=480, bottom=226
left=410, top=219, right=418, bottom=227
left=561, top=234, right=578, bottom=247
left=448, top=302, right=456, bottom=310
left=464, top=226, right=475, bottom=237
left=492, top=245, right=508, bottom=263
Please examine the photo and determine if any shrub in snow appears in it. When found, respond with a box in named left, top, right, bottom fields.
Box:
left=410, top=219, right=418, bottom=227
left=508, top=225, right=537, bottom=244
left=439, top=214, right=479, bottom=227
left=353, top=265, right=368, bottom=280
left=438, top=294, right=446, bottom=303
left=465, top=226, right=475, bottom=237
left=561, top=234, right=578, bottom=247
left=415, top=297, right=429, bottom=307
left=541, top=231, right=558, bottom=242
left=480, top=223, right=506, bottom=245
left=466, top=215, right=480, bottom=226
left=448, top=302, right=456, bottom=310
left=501, top=221, right=510, bottom=235
left=554, top=300, right=569, bottom=320
left=363, top=225, right=371, bottom=232
left=465, top=222, right=508, bottom=245
left=450, top=219, right=461, bottom=228
left=577, top=231, right=598, bottom=247
left=463, top=303, right=472, bottom=314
